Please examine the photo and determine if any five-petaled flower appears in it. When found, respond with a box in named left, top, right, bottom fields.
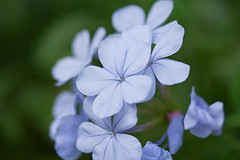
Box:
left=77, top=96, right=142, bottom=160
left=121, top=24, right=190, bottom=99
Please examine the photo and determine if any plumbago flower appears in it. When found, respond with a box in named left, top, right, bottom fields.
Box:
left=52, top=27, right=106, bottom=86
left=184, top=87, right=224, bottom=138
left=77, top=96, right=142, bottom=160
left=112, top=0, right=178, bottom=43
left=121, top=24, right=190, bottom=98
left=76, top=34, right=152, bottom=118
left=144, top=23, right=189, bottom=86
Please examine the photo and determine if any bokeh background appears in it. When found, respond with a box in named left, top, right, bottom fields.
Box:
left=0, top=0, right=240, bottom=159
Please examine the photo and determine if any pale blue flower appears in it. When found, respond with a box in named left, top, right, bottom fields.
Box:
left=54, top=115, right=86, bottom=160
left=167, top=115, right=184, bottom=154
left=142, top=141, right=172, bottom=160
left=76, top=35, right=153, bottom=118
left=184, top=87, right=225, bottom=138
left=52, top=27, right=106, bottom=86
left=76, top=96, right=142, bottom=160
left=121, top=24, right=190, bottom=99
left=112, top=0, right=177, bottom=43
left=145, top=22, right=189, bottom=85
left=49, top=91, right=77, bottom=140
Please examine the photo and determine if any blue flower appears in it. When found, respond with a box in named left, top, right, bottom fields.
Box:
left=49, top=91, right=77, bottom=140
left=52, top=27, right=106, bottom=86
left=112, top=0, right=178, bottom=43
left=76, top=96, right=142, bottom=160
left=142, top=141, right=172, bottom=160
left=121, top=24, right=190, bottom=98
left=76, top=35, right=153, bottom=118
left=167, top=115, right=184, bottom=154
left=184, top=87, right=225, bottom=138
left=144, top=23, right=189, bottom=85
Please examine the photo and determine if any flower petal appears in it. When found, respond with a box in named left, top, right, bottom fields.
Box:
left=92, top=134, right=142, bottom=160
left=55, top=115, right=85, bottom=160
left=83, top=96, right=112, bottom=131
left=122, top=25, right=152, bottom=47
left=189, top=124, right=212, bottom=138
left=152, top=59, right=190, bottom=85
left=152, top=20, right=178, bottom=44
left=89, top=27, right=106, bottom=56
left=92, top=137, right=114, bottom=160
left=49, top=118, right=62, bottom=141
left=143, top=67, right=156, bottom=101
left=123, top=41, right=151, bottom=77
left=98, top=36, right=127, bottom=76
left=52, top=57, right=87, bottom=86
left=190, top=87, right=209, bottom=109
left=142, top=141, right=161, bottom=160
left=112, top=5, right=145, bottom=32
left=183, top=107, right=198, bottom=131
left=76, top=66, right=116, bottom=96
left=122, top=75, right=153, bottom=104
left=52, top=91, right=76, bottom=118
left=152, top=23, right=185, bottom=60
left=146, top=0, right=174, bottom=30
left=113, top=103, right=137, bottom=132
left=189, top=89, right=213, bottom=127
left=77, top=122, right=109, bottom=153
left=167, top=115, right=184, bottom=154
left=184, top=87, right=209, bottom=130
left=93, top=83, right=123, bottom=118
left=113, top=134, right=142, bottom=160
left=72, top=30, right=91, bottom=61
left=209, top=101, right=224, bottom=136
left=142, top=141, right=172, bottom=160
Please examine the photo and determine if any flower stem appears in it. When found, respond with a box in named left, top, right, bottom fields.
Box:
left=122, top=119, right=159, bottom=133
left=156, top=133, right=167, bottom=145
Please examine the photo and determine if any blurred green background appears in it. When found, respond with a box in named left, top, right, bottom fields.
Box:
left=0, top=0, right=240, bottom=159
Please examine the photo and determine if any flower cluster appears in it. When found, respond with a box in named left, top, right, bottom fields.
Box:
left=49, top=0, right=224, bottom=160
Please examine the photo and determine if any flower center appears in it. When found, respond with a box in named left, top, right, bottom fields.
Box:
left=148, top=61, right=153, bottom=66
left=120, top=77, right=125, bottom=82
left=118, top=76, right=125, bottom=83
left=110, top=130, right=116, bottom=136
